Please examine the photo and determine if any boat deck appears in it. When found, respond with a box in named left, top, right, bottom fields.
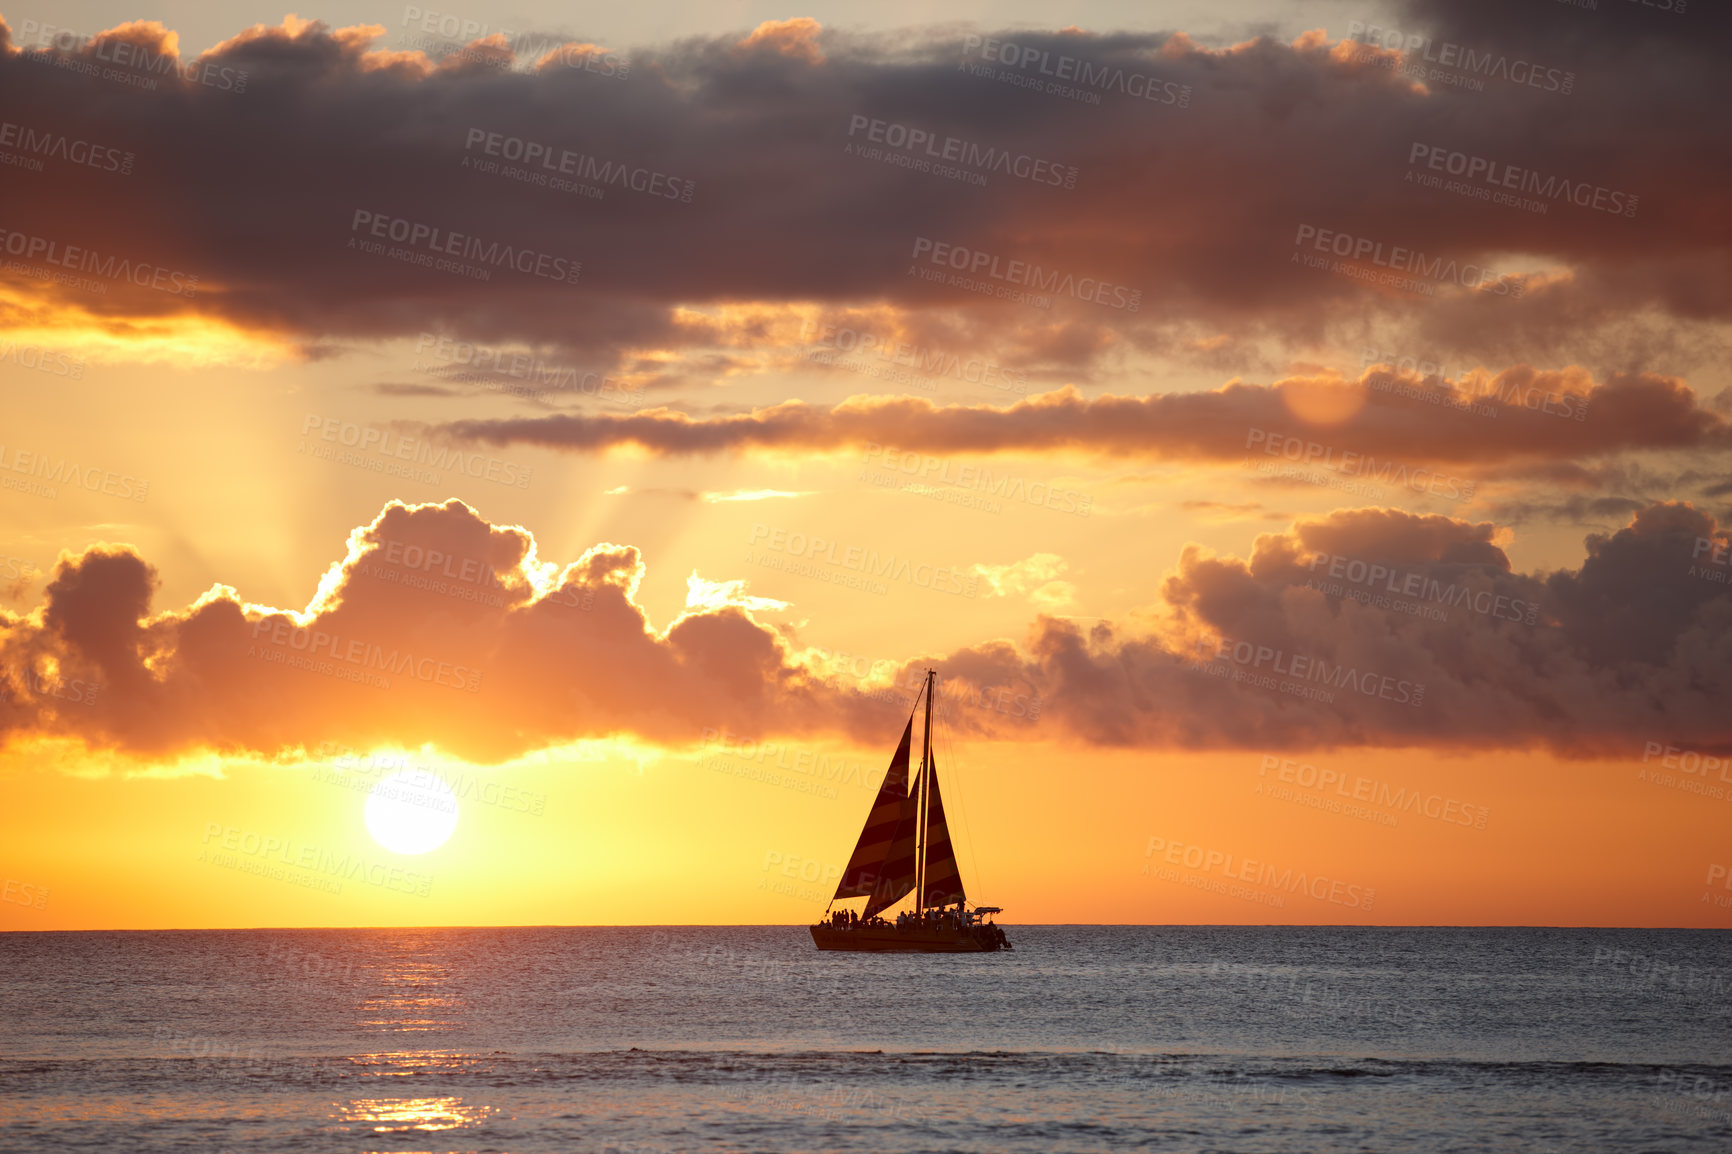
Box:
left=810, top=921, right=1008, bottom=952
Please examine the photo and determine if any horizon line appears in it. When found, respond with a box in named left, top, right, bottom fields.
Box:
left=5, top=922, right=1729, bottom=933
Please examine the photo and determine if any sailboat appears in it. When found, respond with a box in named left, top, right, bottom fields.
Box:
left=810, top=669, right=1010, bottom=952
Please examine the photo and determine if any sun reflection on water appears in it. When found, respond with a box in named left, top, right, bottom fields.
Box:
left=337, top=1094, right=497, bottom=1133
left=357, top=952, right=462, bottom=1033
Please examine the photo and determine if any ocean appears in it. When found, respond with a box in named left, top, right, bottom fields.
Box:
left=1, top=926, right=1728, bottom=1152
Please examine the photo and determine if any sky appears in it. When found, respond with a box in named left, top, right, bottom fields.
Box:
left=1, top=0, right=1730, bottom=930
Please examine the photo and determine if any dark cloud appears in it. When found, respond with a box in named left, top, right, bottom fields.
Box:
left=434, top=369, right=1731, bottom=465
left=0, top=10, right=1726, bottom=370
left=370, top=381, right=457, bottom=397
left=937, top=503, right=1732, bottom=756
left=3, top=499, right=1729, bottom=763
left=1483, top=494, right=1650, bottom=527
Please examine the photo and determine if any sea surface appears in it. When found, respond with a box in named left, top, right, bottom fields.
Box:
left=1, top=926, right=1729, bottom=1152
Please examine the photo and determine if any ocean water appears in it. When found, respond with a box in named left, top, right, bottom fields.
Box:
left=0, top=926, right=1728, bottom=1152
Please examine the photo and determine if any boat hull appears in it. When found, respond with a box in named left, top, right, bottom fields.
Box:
left=809, top=924, right=1008, bottom=952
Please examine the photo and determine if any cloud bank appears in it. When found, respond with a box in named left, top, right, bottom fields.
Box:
left=1, top=2, right=1726, bottom=371
left=3, top=498, right=1728, bottom=764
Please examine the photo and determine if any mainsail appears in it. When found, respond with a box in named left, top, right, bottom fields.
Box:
left=832, top=719, right=913, bottom=906
left=833, top=673, right=969, bottom=920
left=919, top=751, right=966, bottom=909
left=861, top=793, right=919, bottom=919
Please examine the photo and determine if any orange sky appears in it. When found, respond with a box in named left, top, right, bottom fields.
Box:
left=2, top=9, right=1730, bottom=929
left=2, top=739, right=1728, bottom=929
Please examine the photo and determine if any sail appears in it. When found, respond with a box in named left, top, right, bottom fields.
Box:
left=861, top=789, right=918, bottom=920
left=831, top=719, right=913, bottom=900
left=919, top=751, right=967, bottom=909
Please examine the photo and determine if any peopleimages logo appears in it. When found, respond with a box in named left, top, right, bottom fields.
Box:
left=412, top=333, right=644, bottom=408
left=349, top=210, right=581, bottom=284
left=845, top=115, right=1078, bottom=189
left=1643, top=742, right=1732, bottom=783
left=14, top=20, right=249, bottom=92
left=1361, top=349, right=1589, bottom=422
left=0, top=341, right=85, bottom=379
left=0, top=228, right=199, bottom=297
left=1344, top=22, right=1573, bottom=95
left=17, top=666, right=101, bottom=707
left=1, top=878, right=49, bottom=910
left=0, top=556, right=44, bottom=583
left=353, top=539, right=512, bottom=609
left=0, top=120, right=134, bottom=174
left=247, top=617, right=484, bottom=693
left=200, top=823, right=432, bottom=896
left=1407, top=144, right=1637, bottom=218
left=701, top=728, right=876, bottom=793
left=375, top=539, right=512, bottom=593
left=299, top=413, right=533, bottom=488
left=0, top=444, right=150, bottom=501
left=314, top=751, right=548, bottom=817
left=804, top=322, right=1026, bottom=394
left=1246, top=428, right=1476, bottom=501
left=1292, top=225, right=1523, bottom=297
left=747, top=523, right=978, bottom=597
left=910, top=237, right=1141, bottom=312
left=462, top=129, right=694, bottom=203
left=961, top=36, right=1191, bottom=107
left=1691, top=537, right=1731, bottom=585
left=1197, top=634, right=1426, bottom=707
left=1306, top=550, right=1540, bottom=626
left=1258, top=756, right=1489, bottom=829
left=1143, top=836, right=1376, bottom=909
left=862, top=444, right=1091, bottom=516
left=399, top=7, right=629, bottom=77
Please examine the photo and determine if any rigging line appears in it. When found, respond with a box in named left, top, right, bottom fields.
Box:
left=905, top=668, right=925, bottom=719
left=933, top=686, right=986, bottom=901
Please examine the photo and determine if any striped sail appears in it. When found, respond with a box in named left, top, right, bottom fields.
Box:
left=861, top=791, right=918, bottom=920
left=919, top=751, right=966, bottom=910
left=831, top=719, right=913, bottom=901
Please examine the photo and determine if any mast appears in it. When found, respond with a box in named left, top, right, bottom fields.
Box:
left=915, top=668, right=934, bottom=914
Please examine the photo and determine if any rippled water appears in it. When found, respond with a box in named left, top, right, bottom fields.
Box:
left=1, top=926, right=1728, bottom=1151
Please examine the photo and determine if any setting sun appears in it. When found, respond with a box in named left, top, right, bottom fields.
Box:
left=364, top=770, right=460, bottom=855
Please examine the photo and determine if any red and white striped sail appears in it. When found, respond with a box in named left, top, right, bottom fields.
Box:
left=832, top=719, right=914, bottom=909
left=918, top=752, right=966, bottom=910
left=831, top=673, right=971, bottom=921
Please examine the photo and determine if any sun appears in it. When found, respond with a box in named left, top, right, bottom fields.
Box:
left=364, top=771, right=459, bottom=854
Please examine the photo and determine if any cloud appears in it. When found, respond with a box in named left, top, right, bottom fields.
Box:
left=736, top=18, right=826, bottom=65
left=1, top=8, right=1726, bottom=369
left=371, top=381, right=457, bottom=397
left=700, top=489, right=811, bottom=502
left=973, top=554, right=1075, bottom=609
left=684, top=573, right=789, bottom=615
left=436, top=370, right=1732, bottom=466
left=0, top=500, right=905, bottom=762
left=945, top=503, right=1732, bottom=755
left=3, top=500, right=1729, bottom=765
left=1180, top=500, right=1287, bottom=523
